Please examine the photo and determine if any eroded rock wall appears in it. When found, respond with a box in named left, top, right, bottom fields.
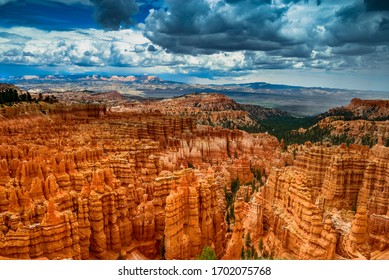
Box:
left=0, top=104, right=282, bottom=259
left=252, top=143, right=388, bottom=259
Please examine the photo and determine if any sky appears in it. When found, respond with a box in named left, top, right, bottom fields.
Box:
left=0, top=0, right=388, bottom=91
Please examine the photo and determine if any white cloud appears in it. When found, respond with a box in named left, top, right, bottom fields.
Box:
left=0, top=25, right=368, bottom=76
left=0, top=26, right=250, bottom=74
left=1, top=0, right=388, bottom=90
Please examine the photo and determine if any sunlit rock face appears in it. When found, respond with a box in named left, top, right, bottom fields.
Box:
left=249, top=143, right=389, bottom=260
left=337, top=98, right=389, bottom=120
left=0, top=88, right=387, bottom=260
left=0, top=100, right=284, bottom=260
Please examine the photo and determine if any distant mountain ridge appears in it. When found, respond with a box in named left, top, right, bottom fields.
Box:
left=4, top=75, right=350, bottom=91
left=5, top=74, right=165, bottom=84
left=3, top=75, right=389, bottom=117
left=224, top=82, right=305, bottom=90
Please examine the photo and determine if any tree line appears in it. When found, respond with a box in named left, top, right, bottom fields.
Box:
left=0, top=88, right=57, bottom=105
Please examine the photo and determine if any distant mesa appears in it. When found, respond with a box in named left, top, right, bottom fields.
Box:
left=80, top=74, right=162, bottom=83
left=102, top=75, right=137, bottom=82
left=20, top=75, right=40, bottom=80
left=6, top=74, right=163, bottom=84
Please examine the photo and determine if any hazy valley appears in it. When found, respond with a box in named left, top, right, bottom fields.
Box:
left=5, top=75, right=389, bottom=116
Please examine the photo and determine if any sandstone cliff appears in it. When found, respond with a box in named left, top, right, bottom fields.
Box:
left=0, top=99, right=283, bottom=259
left=0, top=89, right=387, bottom=260
left=247, top=143, right=388, bottom=260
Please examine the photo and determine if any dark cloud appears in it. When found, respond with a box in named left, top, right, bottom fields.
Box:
left=4, top=49, right=20, bottom=57
left=364, top=0, right=389, bottom=12
left=147, top=44, right=157, bottom=52
left=327, top=2, right=389, bottom=46
left=142, top=0, right=389, bottom=75
left=267, top=45, right=313, bottom=58
left=225, top=0, right=271, bottom=4
left=145, top=0, right=292, bottom=54
left=0, top=32, right=31, bottom=44
left=144, top=0, right=330, bottom=56
left=335, top=2, right=366, bottom=22
left=332, top=44, right=376, bottom=56
left=90, top=0, right=138, bottom=30
left=281, top=0, right=321, bottom=5
left=22, top=51, right=35, bottom=57
left=244, top=52, right=296, bottom=70
left=380, top=18, right=389, bottom=30
left=1, top=0, right=388, bottom=79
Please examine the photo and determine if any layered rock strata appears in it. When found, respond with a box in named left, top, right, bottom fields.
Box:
left=1, top=93, right=387, bottom=260
left=0, top=102, right=283, bottom=259
left=250, top=143, right=388, bottom=259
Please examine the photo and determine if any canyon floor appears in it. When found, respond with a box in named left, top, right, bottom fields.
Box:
left=0, top=85, right=388, bottom=260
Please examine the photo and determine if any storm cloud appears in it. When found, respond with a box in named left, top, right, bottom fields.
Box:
left=145, top=0, right=292, bottom=54
left=364, top=0, right=389, bottom=12
left=90, top=0, right=138, bottom=30
left=1, top=0, right=389, bottom=90
left=143, top=0, right=338, bottom=56
left=143, top=0, right=389, bottom=72
left=325, top=1, right=389, bottom=47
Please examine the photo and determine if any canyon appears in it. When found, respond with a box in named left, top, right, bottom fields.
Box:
left=0, top=85, right=388, bottom=260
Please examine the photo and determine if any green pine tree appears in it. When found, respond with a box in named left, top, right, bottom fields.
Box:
left=197, top=246, right=217, bottom=260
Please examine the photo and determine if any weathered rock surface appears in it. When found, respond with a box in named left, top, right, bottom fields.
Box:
left=0, top=90, right=387, bottom=260
left=0, top=99, right=283, bottom=259
left=339, top=98, right=389, bottom=120
left=248, top=143, right=389, bottom=259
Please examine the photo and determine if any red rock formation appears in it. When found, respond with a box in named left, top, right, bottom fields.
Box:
left=222, top=200, right=245, bottom=260
left=344, top=98, right=389, bottom=120
left=0, top=98, right=284, bottom=260
left=341, top=207, right=370, bottom=259
left=163, top=169, right=222, bottom=259
left=0, top=90, right=387, bottom=260
left=249, top=143, right=388, bottom=260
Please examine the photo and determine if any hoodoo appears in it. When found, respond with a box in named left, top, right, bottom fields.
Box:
left=0, top=88, right=387, bottom=260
